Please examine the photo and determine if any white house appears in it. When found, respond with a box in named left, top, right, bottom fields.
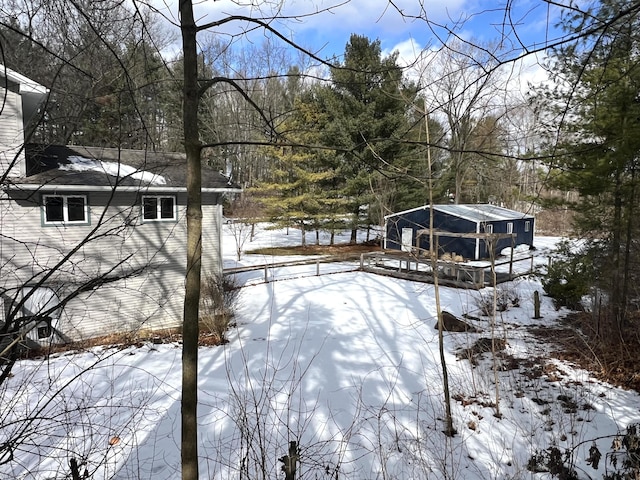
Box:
left=0, top=65, right=240, bottom=347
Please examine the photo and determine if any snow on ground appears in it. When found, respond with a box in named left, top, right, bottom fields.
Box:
left=2, top=226, right=639, bottom=479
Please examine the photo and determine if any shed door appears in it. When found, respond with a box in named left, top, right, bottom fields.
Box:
left=401, top=227, right=414, bottom=252
left=20, top=287, right=62, bottom=345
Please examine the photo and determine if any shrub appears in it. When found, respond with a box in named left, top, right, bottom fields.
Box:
left=476, top=287, right=520, bottom=316
left=200, top=273, right=241, bottom=344
left=527, top=424, right=640, bottom=480
left=604, top=423, right=640, bottom=479
left=527, top=446, right=578, bottom=479
left=542, top=240, right=593, bottom=310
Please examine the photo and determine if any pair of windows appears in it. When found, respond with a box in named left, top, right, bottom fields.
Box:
left=43, top=195, right=88, bottom=225
left=503, top=222, right=532, bottom=234
left=42, top=194, right=177, bottom=225
left=485, top=223, right=514, bottom=234
left=142, top=196, right=176, bottom=222
left=483, top=221, right=531, bottom=234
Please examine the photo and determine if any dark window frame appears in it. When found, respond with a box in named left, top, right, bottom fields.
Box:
left=141, top=195, right=177, bottom=222
left=42, top=194, right=90, bottom=226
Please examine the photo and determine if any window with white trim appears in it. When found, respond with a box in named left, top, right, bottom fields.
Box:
left=142, top=195, right=177, bottom=222
left=525, top=221, right=531, bottom=232
left=507, top=222, right=513, bottom=234
left=483, top=223, right=493, bottom=234
left=43, top=194, right=89, bottom=225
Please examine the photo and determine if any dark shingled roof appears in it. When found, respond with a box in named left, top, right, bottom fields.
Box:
left=19, top=144, right=239, bottom=191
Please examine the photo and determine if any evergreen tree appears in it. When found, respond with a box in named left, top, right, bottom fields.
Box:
left=323, top=34, right=417, bottom=242
left=539, top=0, right=640, bottom=329
left=253, top=94, right=342, bottom=246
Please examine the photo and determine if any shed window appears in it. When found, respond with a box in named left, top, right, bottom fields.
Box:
left=142, top=196, right=176, bottom=222
left=525, top=221, right=531, bottom=232
left=507, top=222, right=513, bottom=234
left=483, top=224, right=493, bottom=234
left=43, top=195, right=89, bottom=225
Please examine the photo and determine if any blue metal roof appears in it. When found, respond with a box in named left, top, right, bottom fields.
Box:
left=384, top=204, right=534, bottom=222
left=433, top=204, right=534, bottom=223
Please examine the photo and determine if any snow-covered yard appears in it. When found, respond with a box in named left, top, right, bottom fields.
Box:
left=2, top=225, right=639, bottom=479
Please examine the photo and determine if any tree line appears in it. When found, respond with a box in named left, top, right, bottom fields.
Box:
left=2, top=0, right=639, bottom=329
left=0, top=1, right=539, bottom=235
left=2, top=1, right=640, bottom=477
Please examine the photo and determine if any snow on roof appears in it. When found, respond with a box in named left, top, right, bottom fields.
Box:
left=0, top=63, right=48, bottom=96
left=384, top=204, right=533, bottom=222
left=60, top=155, right=166, bottom=185
left=434, top=204, right=533, bottom=222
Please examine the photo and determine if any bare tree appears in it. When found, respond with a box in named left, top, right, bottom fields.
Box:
left=419, top=39, right=507, bottom=204
left=175, top=3, right=344, bottom=478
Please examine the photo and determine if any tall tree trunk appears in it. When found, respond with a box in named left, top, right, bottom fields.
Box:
left=611, top=170, right=623, bottom=331
left=621, top=165, right=637, bottom=329
left=426, top=110, right=455, bottom=437
left=180, top=1, right=202, bottom=479
left=350, top=205, right=359, bottom=243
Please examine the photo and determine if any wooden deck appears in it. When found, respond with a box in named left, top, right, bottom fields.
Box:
left=223, top=251, right=535, bottom=290
left=359, top=251, right=535, bottom=289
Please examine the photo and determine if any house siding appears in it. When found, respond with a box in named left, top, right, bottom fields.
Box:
left=0, top=189, right=223, bottom=341
left=0, top=85, right=26, bottom=178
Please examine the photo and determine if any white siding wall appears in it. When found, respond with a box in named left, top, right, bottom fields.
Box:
left=0, top=189, right=223, bottom=341
left=0, top=86, right=26, bottom=178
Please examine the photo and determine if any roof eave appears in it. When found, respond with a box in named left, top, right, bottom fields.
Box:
left=3, top=183, right=242, bottom=194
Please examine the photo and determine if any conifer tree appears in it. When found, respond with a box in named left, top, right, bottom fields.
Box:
left=323, top=34, right=417, bottom=242
left=539, top=0, right=640, bottom=329
left=254, top=94, right=341, bottom=246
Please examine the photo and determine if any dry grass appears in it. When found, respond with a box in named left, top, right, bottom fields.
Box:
left=19, top=325, right=231, bottom=360
left=530, top=312, right=640, bottom=392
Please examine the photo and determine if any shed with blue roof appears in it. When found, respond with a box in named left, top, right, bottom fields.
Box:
left=384, top=204, right=535, bottom=260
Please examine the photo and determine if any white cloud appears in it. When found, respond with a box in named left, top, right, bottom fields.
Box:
left=148, top=0, right=469, bottom=59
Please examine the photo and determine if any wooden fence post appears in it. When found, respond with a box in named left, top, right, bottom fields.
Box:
left=533, top=290, right=542, bottom=319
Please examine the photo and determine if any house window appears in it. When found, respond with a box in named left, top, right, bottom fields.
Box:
left=525, top=221, right=531, bottom=232
left=20, top=286, right=61, bottom=342
left=483, top=224, right=493, bottom=234
left=142, top=195, right=176, bottom=222
left=43, top=195, right=88, bottom=225
left=507, top=222, right=513, bottom=234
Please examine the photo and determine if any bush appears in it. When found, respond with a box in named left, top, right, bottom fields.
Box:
left=200, top=273, right=241, bottom=344
left=604, top=423, right=640, bottom=479
left=542, top=240, right=594, bottom=310
left=527, top=446, right=578, bottom=479
left=527, top=424, right=640, bottom=480
left=476, top=287, right=520, bottom=316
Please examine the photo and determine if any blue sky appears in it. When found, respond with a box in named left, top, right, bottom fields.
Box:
left=155, top=0, right=566, bottom=63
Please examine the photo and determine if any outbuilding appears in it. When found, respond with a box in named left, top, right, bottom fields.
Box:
left=384, top=204, right=535, bottom=260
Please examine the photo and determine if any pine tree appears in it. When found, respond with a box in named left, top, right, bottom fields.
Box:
left=253, top=95, right=342, bottom=246
left=539, top=0, right=640, bottom=329
left=323, top=34, right=418, bottom=242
